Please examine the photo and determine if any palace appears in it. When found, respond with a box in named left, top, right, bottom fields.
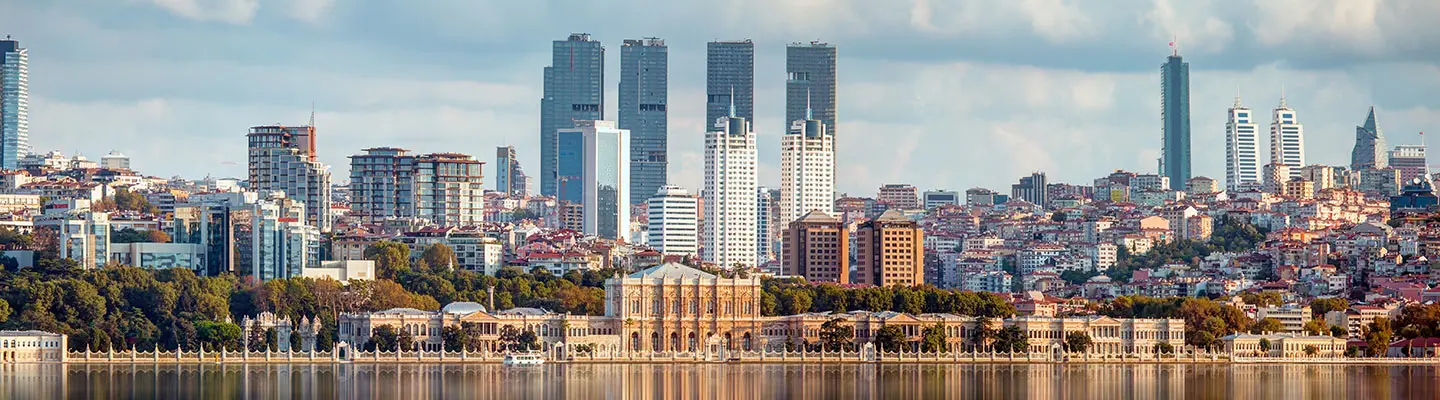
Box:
left=338, top=262, right=1185, bottom=354
left=1, top=330, right=67, bottom=363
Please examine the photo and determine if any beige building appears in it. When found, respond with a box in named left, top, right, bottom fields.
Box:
left=783, top=210, right=849, bottom=283
left=0, top=330, right=67, bottom=363
left=1221, top=333, right=1346, bottom=358
left=854, top=210, right=924, bottom=286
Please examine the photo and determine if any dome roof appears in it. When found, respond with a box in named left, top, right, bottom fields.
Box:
left=442, top=302, right=487, bottom=315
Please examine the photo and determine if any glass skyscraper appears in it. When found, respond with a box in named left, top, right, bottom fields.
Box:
left=1161, top=51, right=1191, bottom=191
left=619, top=38, right=667, bottom=205
left=786, top=41, right=837, bottom=135
left=495, top=146, right=526, bottom=196
left=559, top=120, right=630, bottom=240
left=541, top=34, right=604, bottom=201
left=1, top=37, right=29, bottom=170
left=1352, top=107, right=1387, bottom=170
left=707, top=40, right=754, bottom=127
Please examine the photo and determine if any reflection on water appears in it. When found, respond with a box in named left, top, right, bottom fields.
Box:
left=3, top=363, right=1439, bottom=399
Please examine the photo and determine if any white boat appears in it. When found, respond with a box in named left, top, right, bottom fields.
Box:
left=503, top=353, right=545, bottom=366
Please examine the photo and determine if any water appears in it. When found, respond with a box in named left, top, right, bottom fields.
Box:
left=4, top=363, right=1439, bottom=399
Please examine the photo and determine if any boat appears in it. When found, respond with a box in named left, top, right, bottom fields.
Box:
left=503, top=352, right=545, bottom=366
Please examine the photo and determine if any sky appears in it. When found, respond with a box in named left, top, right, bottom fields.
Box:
left=4, top=0, right=1440, bottom=196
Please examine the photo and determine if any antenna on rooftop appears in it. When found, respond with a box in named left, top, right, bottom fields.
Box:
left=1169, top=35, right=1178, bottom=57
left=309, top=102, right=316, bottom=127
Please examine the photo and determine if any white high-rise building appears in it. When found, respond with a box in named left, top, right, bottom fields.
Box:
left=1225, top=97, right=1260, bottom=192
left=247, top=125, right=332, bottom=232
left=646, top=185, right=698, bottom=257
left=704, top=115, right=757, bottom=269
left=1269, top=97, right=1305, bottom=181
left=779, top=117, right=835, bottom=229
left=559, top=120, right=631, bottom=241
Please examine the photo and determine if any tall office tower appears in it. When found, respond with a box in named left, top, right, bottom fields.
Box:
left=413, top=153, right=486, bottom=227
left=646, top=185, right=698, bottom=257
left=756, top=186, right=775, bottom=267
left=1389, top=145, right=1428, bottom=184
left=706, top=40, right=754, bottom=127
left=1010, top=172, right=1048, bottom=207
left=1225, top=97, right=1260, bottom=192
left=349, top=147, right=415, bottom=222
left=1161, top=46, right=1191, bottom=190
left=854, top=210, right=924, bottom=287
left=620, top=38, right=668, bottom=205
left=541, top=33, right=604, bottom=200
left=1, top=37, right=29, bottom=169
left=495, top=146, right=527, bottom=196
left=247, top=124, right=332, bottom=232
left=783, top=210, right=849, bottom=283
left=780, top=114, right=834, bottom=228
left=559, top=120, right=630, bottom=240
left=1352, top=107, right=1387, bottom=170
left=1269, top=97, right=1305, bottom=180
left=704, top=114, right=757, bottom=269
left=877, top=184, right=920, bottom=210
left=786, top=41, right=837, bottom=136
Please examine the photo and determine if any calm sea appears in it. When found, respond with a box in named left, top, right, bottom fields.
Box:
left=3, top=363, right=1438, bottom=399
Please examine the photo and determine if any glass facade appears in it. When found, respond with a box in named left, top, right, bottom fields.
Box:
left=557, top=127, right=585, bottom=203
left=707, top=40, right=754, bottom=127
left=1, top=39, right=28, bottom=170
left=1161, top=54, right=1191, bottom=191
left=786, top=42, right=837, bottom=135
left=620, top=38, right=668, bottom=205
left=541, top=34, right=604, bottom=199
left=590, top=130, right=627, bottom=239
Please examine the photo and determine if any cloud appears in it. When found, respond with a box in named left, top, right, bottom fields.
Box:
left=287, top=0, right=335, bottom=23
left=146, top=0, right=260, bottom=24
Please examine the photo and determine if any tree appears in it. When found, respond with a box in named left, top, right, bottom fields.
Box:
left=1363, top=317, right=1392, bottom=358
left=195, top=320, right=241, bottom=351
left=498, top=325, right=521, bottom=351
left=1064, top=331, right=1093, bottom=353
left=1258, top=338, right=1272, bottom=354
left=420, top=244, right=456, bottom=273
left=0, top=298, right=10, bottom=324
left=1154, top=342, right=1175, bottom=354
left=365, top=325, right=400, bottom=352
left=517, top=330, right=539, bottom=351
left=1304, top=345, right=1318, bottom=357
left=365, top=241, right=412, bottom=279
left=1050, top=212, right=1068, bottom=222
left=397, top=330, right=416, bottom=351
left=1309, top=298, right=1349, bottom=319
left=146, top=230, right=171, bottom=243
left=921, top=323, right=948, bottom=353
left=994, top=326, right=1029, bottom=353
left=875, top=326, right=906, bottom=352
left=1330, top=326, right=1348, bottom=338
left=818, top=318, right=855, bottom=351
left=971, top=317, right=997, bottom=350
left=1251, top=318, right=1284, bottom=334
left=1303, top=319, right=1329, bottom=336
left=778, top=289, right=813, bottom=315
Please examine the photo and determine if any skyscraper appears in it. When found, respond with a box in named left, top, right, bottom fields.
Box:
left=494, top=146, right=526, bottom=196
left=1161, top=48, right=1191, bottom=190
left=247, top=124, right=331, bottom=232
left=1225, top=97, right=1260, bottom=192
left=779, top=113, right=834, bottom=229
left=559, top=120, right=630, bottom=240
left=412, top=153, right=486, bottom=227
left=619, top=38, right=668, bottom=205
left=1, top=37, right=29, bottom=169
left=1352, top=107, right=1387, bottom=170
left=349, top=147, right=415, bottom=222
left=704, top=114, right=757, bottom=269
left=706, top=40, right=754, bottom=127
left=647, top=185, right=698, bottom=257
left=541, top=34, right=604, bottom=200
left=786, top=41, right=837, bottom=136
left=1269, top=97, right=1304, bottom=180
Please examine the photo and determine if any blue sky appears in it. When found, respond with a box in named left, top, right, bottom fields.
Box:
left=5, top=0, right=1440, bottom=195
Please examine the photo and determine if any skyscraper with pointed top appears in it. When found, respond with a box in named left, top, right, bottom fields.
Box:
left=619, top=38, right=667, bottom=205
left=1225, top=97, right=1260, bottom=192
left=0, top=37, right=28, bottom=170
left=1269, top=94, right=1304, bottom=180
left=541, top=34, right=604, bottom=201
left=1352, top=107, right=1387, bottom=170
left=1161, top=43, right=1191, bottom=191
left=780, top=90, right=834, bottom=230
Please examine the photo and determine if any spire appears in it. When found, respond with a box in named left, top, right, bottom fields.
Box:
left=728, top=85, right=736, bottom=118
left=1233, top=95, right=1243, bottom=109
left=309, top=102, right=316, bottom=127
left=1278, top=85, right=1287, bottom=109
left=805, top=88, right=813, bottom=120
left=1169, top=35, right=1179, bottom=57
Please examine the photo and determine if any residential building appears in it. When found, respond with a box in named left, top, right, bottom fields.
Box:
left=619, top=38, right=668, bottom=205
left=1256, top=306, right=1308, bottom=333
left=398, top=227, right=504, bottom=275
left=541, top=33, right=604, bottom=199
left=923, top=190, right=960, bottom=210
left=855, top=210, right=924, bottom=286
left=1225, top=97, right=1260, bottom=192
left=1357, top=167, right=1401, bottom=197
left=783, top=210, right=849, bottom=283
left=1011, top=172, right=1048, bottom=207
left=1186, top=177, right=1217, bottom=195
left=756, top=186, right=776, bottom=267
left=170, top=191, right=320, bottom=280
left=559, top=120, right=630, bottom=240
left=966, top=188, right=997, bottom=206
left=1351, top=107, right=1386, bottom=171
left=1262, top=163, right=1290, bottom=194
left=1161, top=48, right=1191, bottom=190
left=300, top=260, right=375, bottom=284
left=706, top=40, right=754, bottom=128
left=1389, top=144, right=1428, bottom=184
left=34, top=199, right=109, bottom=269
left=877, top=184, right=919, bottom=210
left=108, top=242, right=205, bottom=271
left=780, top=115, right=835, bottom=227
left=646, top=185, right=698, bottom=257
left=0, top=38, right=28, bottom=170
left=412, top=153, right=485, bottom=227
left=1269, top=97, right=1305, bottom=180
left=247, top=124, right=332, bottom=232
left=786, top=41, right=837, bottom=136
left=0, top=330, right=66, bottom=363
left=704, top=114, right=756, bottom=268
left=1299, top=165, right=1336, bottom=195
left=100, top=151, right=129, bottom=170
left=349, top=147, right=414, bottom=222
left=495, top=146, right=526, bottom=196
left=1283, top=179, right=1315, bottom=200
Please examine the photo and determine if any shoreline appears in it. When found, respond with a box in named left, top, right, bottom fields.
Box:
left=12, top=358, right=1439, bottom=366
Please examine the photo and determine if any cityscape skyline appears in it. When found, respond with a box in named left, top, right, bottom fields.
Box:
left=5, top=1, right=1440, bottom=195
